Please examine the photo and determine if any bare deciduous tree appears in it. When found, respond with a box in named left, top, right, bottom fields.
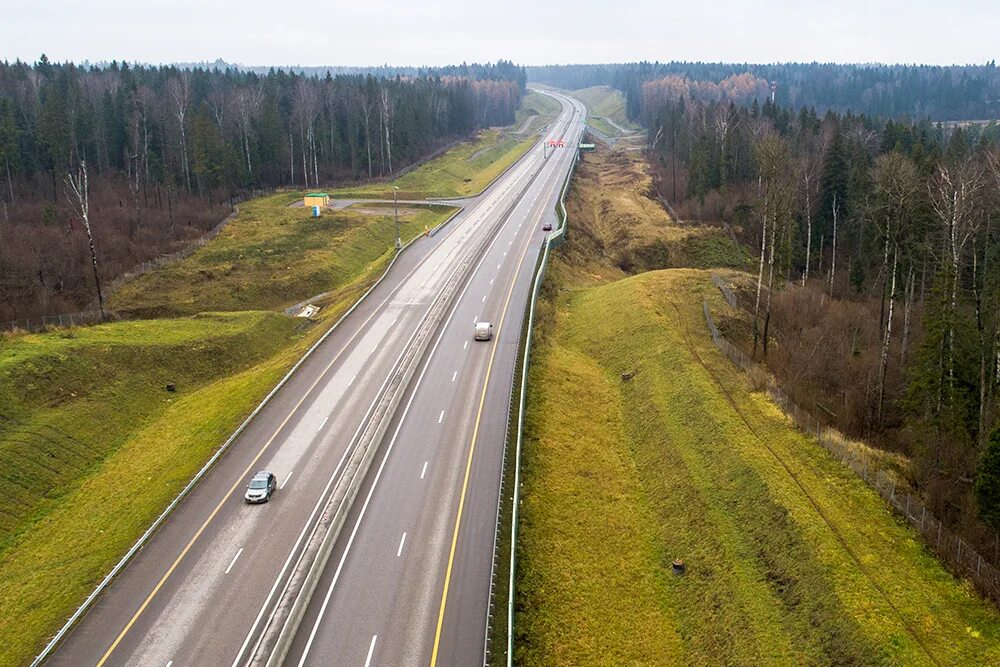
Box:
left=380, top=86, right=393, bottom=175
left=870, top=152, right=919, bottom=423
left=65, top=160, right=105, bottom=319
left=167, top=73, right=192, bottom=193
left=234, top=87, right=263, bottom=175
left=752, top=134, right=793, bottom=358
left=929, top=161, right=986, bottom=410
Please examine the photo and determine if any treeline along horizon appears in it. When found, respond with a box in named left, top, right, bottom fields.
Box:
left=528, top=61, right=1000, bottom=121
left=0, top=56, right=526, bottom=320
left=0, top=56, right=526, bottom=195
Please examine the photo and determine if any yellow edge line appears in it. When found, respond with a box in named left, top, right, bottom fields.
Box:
left=96, top=219, right=469, bottom=665
left=97, top=332, right=359, bottom=665
left=429, top=165, right=563, bottom=666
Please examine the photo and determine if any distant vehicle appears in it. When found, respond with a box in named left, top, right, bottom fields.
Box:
left=474, top=321, right=494, bottom=341
left=542, top=222, right=553, bottom=231
left=245, top=471, right=277, bottom=503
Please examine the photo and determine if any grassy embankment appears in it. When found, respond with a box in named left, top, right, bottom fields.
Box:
left=0, top=90, right=547, bottom=665
left=335, top=91, right=560, bottom=201
left=110, top=194, right=453, bottom=317
left=571, top=85, right=641, bottom=139
left=513, top=90, right=561, bottom=137
left=332, top=127, right=537, bottom=201
left=515, top=146, right=1000, bottom=665
left=0, top=194, right=456, bottom=663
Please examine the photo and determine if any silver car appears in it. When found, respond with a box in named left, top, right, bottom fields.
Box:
left=245, top=470, right=277, bottom=504
left=474, top=321, right=493, bottom=341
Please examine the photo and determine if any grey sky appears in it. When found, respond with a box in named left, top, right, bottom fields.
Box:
left=3, top=0, right=997, bottom=67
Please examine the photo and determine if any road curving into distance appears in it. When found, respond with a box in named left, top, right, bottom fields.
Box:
left=45, top=90, right=586, bottom=667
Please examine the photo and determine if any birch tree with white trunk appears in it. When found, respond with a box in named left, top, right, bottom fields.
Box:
left=65, top=160, right=105, bottom=319
left=167, top=74, right=192, bottom=193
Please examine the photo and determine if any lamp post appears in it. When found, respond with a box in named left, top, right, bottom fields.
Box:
left=393, top=185, right=401, bottom=250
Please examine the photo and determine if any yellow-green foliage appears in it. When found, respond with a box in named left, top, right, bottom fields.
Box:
left=572, top=85, right=639, bottom=132
left=0, top=311, right=309, bottom=665
left=585, top=116, right=619, bottom=138
left=517, top=269, right=1000, bottom=665
left=513, top=91, right=560, bottom=136
left=0, top=122, right=523, bottom=665
left=332, top=129, right=536, bottom=200
left=111, top=194, right=455, bottom=317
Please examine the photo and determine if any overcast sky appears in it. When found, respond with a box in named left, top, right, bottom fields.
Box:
left=2, top=0, right=997, bottom=67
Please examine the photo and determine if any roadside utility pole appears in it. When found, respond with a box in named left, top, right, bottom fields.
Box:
left=393, top=185, right=401, bottom=249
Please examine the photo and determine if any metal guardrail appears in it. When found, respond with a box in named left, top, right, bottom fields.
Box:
left=497, top=114, right=580, bottom=666
left=252, top=143, right=558, bottom=665
left=28, top=207, right=437, bottom=667
left=30, top=103, right=565, bottom=665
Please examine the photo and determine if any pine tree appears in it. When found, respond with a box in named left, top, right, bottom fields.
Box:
left=0, top=99, right=18, bottom=209
left=976, top=427, right=1000, bottom=529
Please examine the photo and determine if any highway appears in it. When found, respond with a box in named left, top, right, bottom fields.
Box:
left=46, top=90, right=585, bottom=667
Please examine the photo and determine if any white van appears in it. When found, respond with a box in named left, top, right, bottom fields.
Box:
left=474, top=321, right=494, bottom=341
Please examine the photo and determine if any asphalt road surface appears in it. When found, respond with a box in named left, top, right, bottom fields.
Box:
left=46, top=90, right=586, bottom=667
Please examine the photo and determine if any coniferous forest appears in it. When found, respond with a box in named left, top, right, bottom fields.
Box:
left=0, top=57, right=525, bottom=320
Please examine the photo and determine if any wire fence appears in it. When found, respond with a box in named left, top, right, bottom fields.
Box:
left=487, top=116, right=581, bottom=667
left=1, top=308, right=119, bottom=333
left=703, top=288, right=1000, bottom=606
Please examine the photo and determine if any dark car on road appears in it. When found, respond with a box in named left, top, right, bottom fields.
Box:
left=244, top=470, right=277, bottom=503
left=542, top=222, right=553, bottom=231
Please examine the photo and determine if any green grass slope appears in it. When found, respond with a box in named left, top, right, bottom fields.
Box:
left=332, top=129, right=536, bottom=200
left=516, top=269, right=1000, bottom=664
left=513, top=91, right=561, bottom=136
left=0, top=311, right=312, bottom=665
left=111, top=194, right=454, bottom=317
left=571, top=85, right=640, bottom=134
left=0, top=104, right=552, bottom=663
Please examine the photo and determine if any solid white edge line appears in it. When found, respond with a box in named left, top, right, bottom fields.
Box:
left=234, top=274, right=453, bottom=666
left=293, top=168, right=521, bottom=665
left=33, top=186, right=467, bottom=667
left=497, top=93, right=581, bottom=667
left=242, top=172, right=529, bottom=660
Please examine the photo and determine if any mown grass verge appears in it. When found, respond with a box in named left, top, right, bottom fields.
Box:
left=332, top=129, right=537, bottom=200
left=514, top=141, right=1000, bottom=665
left=110, top=194, right=455, bottom=317
left=571, top=85, right=640, bottom=134
left=0, top=197, right=455, bottom=665
left=517, top=269, right=1000, bottom=665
